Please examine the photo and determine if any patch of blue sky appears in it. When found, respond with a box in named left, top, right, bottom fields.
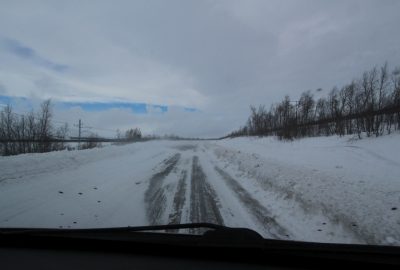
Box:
left=0, top=95, right=33, bottom=111
left=0, top=95, right=199, bottom=115
left=0, top=94, right=28, bottom=105
left=184, top=107, right=198, bottom=112
left=0, top=95, right=13, bottom=104
left=1, top=38, right=68, bottom=73
left=151, top=105, right=168, bottom=113
left=61, top=101, right=157, bottom=114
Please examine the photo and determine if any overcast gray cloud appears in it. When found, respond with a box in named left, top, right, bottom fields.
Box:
left=0, top=0, right=399, bottom=137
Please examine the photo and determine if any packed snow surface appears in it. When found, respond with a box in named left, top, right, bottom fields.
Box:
left=1, top=134, right=399, bottom=245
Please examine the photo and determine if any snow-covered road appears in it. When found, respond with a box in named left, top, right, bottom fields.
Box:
left=1, top=136, right=399, bottom=245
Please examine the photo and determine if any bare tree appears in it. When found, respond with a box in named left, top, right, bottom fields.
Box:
left=229, top=62, right=400, bottom=141
left=125, top=127, right=142, bottom=141
left=37, top=99, right=53, bottom=152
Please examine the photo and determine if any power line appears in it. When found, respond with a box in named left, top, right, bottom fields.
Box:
left=73, top=119, right=83, bottom=147
left=87, top=126, right=116, bottom=132
left=3, top=109, right=118, bottom=135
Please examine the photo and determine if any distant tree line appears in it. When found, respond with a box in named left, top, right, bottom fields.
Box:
left=125, top=128, right=142, bottom=141
left=0, top=99, right=69, bottom=156
left=79, top=133, right=102, bottom=150
left=115, top=127, right=142, bottom=143
left=229, top=63, right=400, bottom=140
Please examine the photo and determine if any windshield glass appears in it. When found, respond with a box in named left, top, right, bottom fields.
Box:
left=1, top=0, right=400, bottom=246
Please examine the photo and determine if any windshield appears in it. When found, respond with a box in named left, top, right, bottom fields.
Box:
left=0, top=0, right=400, bottom=246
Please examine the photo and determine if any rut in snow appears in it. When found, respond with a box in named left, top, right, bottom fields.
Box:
left=190, top=156, right=224, bottom=234
left=214, top=166, right=290, bottom=239
left=144, top=153, right=181, bottom=225
left=168, top=170, right=188, bottom=225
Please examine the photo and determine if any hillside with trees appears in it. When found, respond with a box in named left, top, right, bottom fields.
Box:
left=229, top=63, right=400, bottom=140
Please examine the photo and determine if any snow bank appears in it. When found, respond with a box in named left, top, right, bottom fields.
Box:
left=0, top=141, right=159, bottom=183
left=0, top=140, right=180, bottom=229
left=213, top=133, right=400, bottom=245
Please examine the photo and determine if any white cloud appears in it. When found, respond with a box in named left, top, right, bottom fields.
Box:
left=1, top=0, right=400, bottom=137
left=50, top=106, right=240, bottom=139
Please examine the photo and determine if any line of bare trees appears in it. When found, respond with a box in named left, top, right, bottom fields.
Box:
left=229, top=63, right=400, bottom=140
left=115, top=127, right=142, bottom=144
left=0, top=99, right=69, bottom=156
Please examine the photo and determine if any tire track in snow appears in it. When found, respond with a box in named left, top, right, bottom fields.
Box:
left=214, top=166, right=290, bottom=239
left=144, top=153, right=181, bottom=225
left=168, top=170, right=188, bottom=225
left=166, top=170, right=188, bottom=233
left=190, top=156, right=224, bottom=233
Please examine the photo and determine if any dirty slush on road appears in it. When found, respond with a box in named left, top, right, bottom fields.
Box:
left=144, top=153, right=181, bottom=225
left=143, top=146, right=226, bottom=234
left=142, top=143, right=365, bottom=243
left=143, top=144, right=286, bottom=236
left=142, top=142, right=296, bottom=236
left=189, top=156, right=224, bottom=234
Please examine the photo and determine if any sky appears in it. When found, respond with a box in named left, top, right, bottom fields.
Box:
left=0, top=0, right=399, bottom=138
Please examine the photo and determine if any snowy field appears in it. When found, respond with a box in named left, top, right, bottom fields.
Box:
left=0, top=134, right=399, bottom=245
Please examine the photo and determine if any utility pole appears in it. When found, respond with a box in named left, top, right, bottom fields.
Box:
left=74, top=119, right=82, bottom=149
left=74, top=119, right=97, bottom=149
left=78, top=119, right=82, bottom=149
